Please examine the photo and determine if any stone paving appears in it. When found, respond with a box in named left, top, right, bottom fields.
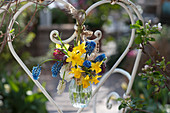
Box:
left=40, top=71, right=126, bottom=113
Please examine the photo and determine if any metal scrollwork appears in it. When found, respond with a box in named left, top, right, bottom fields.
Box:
left=2, top=0, right=144, bottom=113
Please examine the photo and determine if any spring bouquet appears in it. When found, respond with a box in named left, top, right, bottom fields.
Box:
left=32, top=35, right=106, bottom=108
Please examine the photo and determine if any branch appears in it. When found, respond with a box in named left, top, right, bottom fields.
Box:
left=14, top=3, right=38, bottom=39
left=142, top=44, right=170, bottom=91
left=131, top=108, right=153, bottom=113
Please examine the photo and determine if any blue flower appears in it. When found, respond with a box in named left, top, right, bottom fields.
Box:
left=83, top=60, right=91, bottom=68
left=51, top=61, right=63, bottom=77
left=94, top=54, right=106, bottom=62
left=85, top=41, right=96, bottom=55
left=32, top=64, right=41, bottom=80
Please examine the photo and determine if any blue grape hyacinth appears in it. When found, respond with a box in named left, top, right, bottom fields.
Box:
left=85, top=41, right=96, bottom=55
left=32, top=64, right=41, bottom=80
left=83, top=60, right=91, bottom=68
left=51, top=61, right=63, bottom=77
left=94, top=54, right=106, bottom=62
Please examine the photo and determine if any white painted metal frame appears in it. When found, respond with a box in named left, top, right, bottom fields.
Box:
left=0, top=0, right=144, bottom=113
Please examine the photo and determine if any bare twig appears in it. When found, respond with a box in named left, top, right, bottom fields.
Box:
left=14, top=3, right=38, bottom=39
left=0, top=1, right=11, bottom=29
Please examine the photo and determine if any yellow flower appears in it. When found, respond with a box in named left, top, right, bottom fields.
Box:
left=121, top=82, right=128, bottom=90
left=69, top=67, right=84, bottom=78
left=91, top=62, right=102, bottom=74
left=73, top=42, right=86, bottom=54
left=56, top=44, right=69, bottom=50
left=91, top=75, right=101, bottom=84
left=66, top=51, right=84, bottom=66
left=82, top=75, right=90, bottom=88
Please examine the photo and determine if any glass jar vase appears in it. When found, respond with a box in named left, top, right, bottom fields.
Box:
left=69, top=79, right=92, bottom=108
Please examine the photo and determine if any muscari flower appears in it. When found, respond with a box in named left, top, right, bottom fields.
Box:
left=83, top=60, right=91, bottom=68
left=94, top=54, right=106, bottom=62
left=85, top=41, right=96, bottom=55
left=51, top=61, right=63, bottom=77
left=32, top=64, right=41, bottom=80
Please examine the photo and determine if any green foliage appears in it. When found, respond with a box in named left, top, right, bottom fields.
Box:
left=85, top=4, right=120, bottom=29
left=0, top=4, right=47, bottom=113
left=51, top=8, right=75, bottom=24
left=130, top=76, right=169, bottom=113
left=0, top=71, right=47, bottom=113
left=116, top=20, right=170, bottom=113
left=117, top=98, right=144, bottom=111
left=138, top=56, right=169, bottom=95
left=131, top=20, right=161, bottom=45
left=117, top=77, right=169, bottom=113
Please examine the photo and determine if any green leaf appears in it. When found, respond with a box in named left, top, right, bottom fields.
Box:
left=9, top=28, right=15, bottom=33
left=167, top=61, right=170, bottom=65
left=134, top=36, right=143, bottom=44
left=137, top=104, right=143, bottom=108
left=8, top=80, right=19, bottom=92
left=25, top=32, right=36, bottom=44
left=147, top=82, right=152, bottom=90
left=136, top=20, right=143, bottom=26
left=25, top=94, right=35, bottom=102
left=148, top=37, right=155, bottom=41
left=118, top=104, right=126, bottom=110
left=150, top=30, right=161, bottom=34
left=117, top=98, right=123, bottom=101
left=146, top=59, right=151, bottom=65
left=130, top=24, right=141, bottom=29
left=56, top=34, right=68, bottom=52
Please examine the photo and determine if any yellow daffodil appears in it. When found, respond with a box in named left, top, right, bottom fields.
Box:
left=91, top=62, right=102, bottom=74
left=91, top=75, right=101, bottom=84
left=82, top=75, right=90, bottom=88
left=56, top=44, right=69, bottom=50
left=73, top=42, right=86, bottom=54
left=69, top=67, right=84, bottom=78
left=66, top=51, right=84, bottom=66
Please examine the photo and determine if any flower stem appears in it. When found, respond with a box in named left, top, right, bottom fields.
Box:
left=76, top=10, right=86, bottom=45
left=62, top=64, right=68, bottom=84
left=84, top=53, right=87, bottom=60
left=56, top=33, right=68, bottom=52
left=40, top=59, right=62, bottom=65
left=76, top=22, right=81, bottom=45
left=62, top=71, right=66, bottom=84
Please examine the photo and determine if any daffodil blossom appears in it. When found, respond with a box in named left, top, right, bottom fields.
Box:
left=91, top=62, right=102, bottom=74
left=66, top=51, right=84, bottom=66
left=73, top=41, right=86, bottom=54
left=91, top=75, right=101, bottom=84
left=70, top=67, right=85, bottom=78
left=82, top=75, right=90, bottom=88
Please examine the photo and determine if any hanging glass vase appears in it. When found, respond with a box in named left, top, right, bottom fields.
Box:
left=69, top=79, right=92, bottom=108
